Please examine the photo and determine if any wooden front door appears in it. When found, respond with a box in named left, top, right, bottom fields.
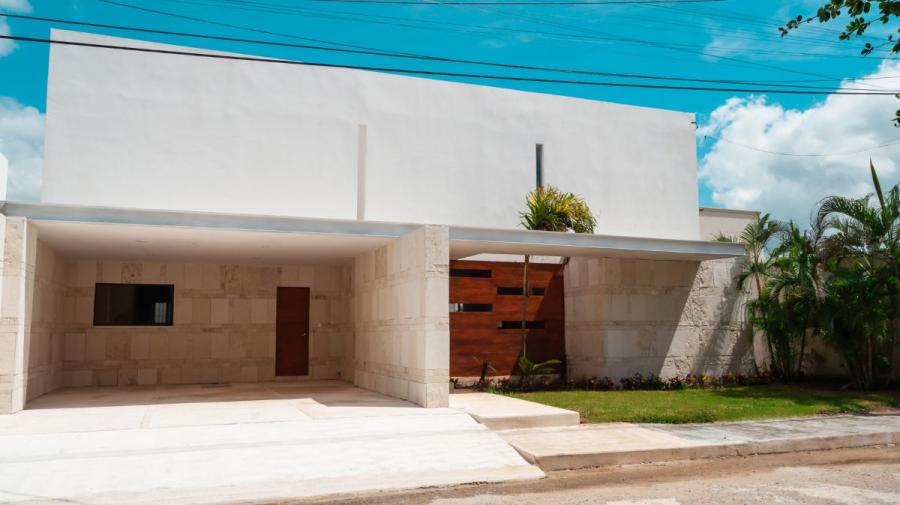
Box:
left=276, top=287, right=310, bottom=376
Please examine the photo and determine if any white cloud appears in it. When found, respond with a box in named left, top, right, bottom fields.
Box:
left=0, top=0, right=31, bottom=11
left=0, top=0, right=32, bottom=57
left=0, top=97, right=43, bottom=201
left=698, top=60, right=900, bottom=224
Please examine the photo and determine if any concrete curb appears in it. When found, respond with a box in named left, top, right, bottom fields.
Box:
left=512, top=430, right=900, bottom=471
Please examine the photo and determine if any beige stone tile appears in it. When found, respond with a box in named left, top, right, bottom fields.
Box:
left=202, top=265, right=221, bottom=290
left=183, top=366, right=218, bottom=384
left=95, top=368, right=118, bottom=387
left=106, top=335, right=130, bottom=360
left=149, top=336, right=168, bottom=360
left=70, top=370, right=92, bottom=387
left=280, top=265, right=300, bottom=286
left=118, top=367, right=138, bottom=386
left=64, top=333, right=85, bottom=361
left=174, top=297, right=192, bottom=325
left=231, top=298, right=250, bottom=324
left=257, top=364, right=275, bottom=381
left=168, top=335, right=188, bottom=359
left=160, top=366, right=182, bottom=385
left=211, top=299, right=229, bottom=325
left=250, top=298, right=269, bottom=324
left=241, top=366, right=258, bottom=382
left=223, top=266, right=241, bottom=292
left=190, top=334, right=211, bottom=359
left=192, top=298, right=211, bottom=325
left=122, top=263, right=143, bottom=283
left=84, top=334, right=106, bottom=361
left=184, top=264, right=203, bottom=289
left=100, top=261, right=123, bottom=283
left=297, top=266, right=315, bottom=287
left=131, top=334, right=150, bottom=360
left=137, top=368, right=158, bottom=385
left=74, top=296, right=93, bottom=325
left=141, top=262, right=164, bottom=284
left=74, top=260, right=98, bottom=288
left=162, top=263, right=185, bottom=286
left=210, top=333, right=229, bottom=359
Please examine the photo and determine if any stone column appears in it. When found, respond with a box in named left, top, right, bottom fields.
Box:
left=0, top=216, right=37, bottom=414
left=351, top=225, right=450, bottom=408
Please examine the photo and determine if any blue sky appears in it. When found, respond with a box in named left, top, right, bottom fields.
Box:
left=1, top=0, right=898, bottom=222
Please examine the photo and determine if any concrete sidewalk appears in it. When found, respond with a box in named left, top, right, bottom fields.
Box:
left=500, top=414, right=900, bottom=470
left=0, top=382, right=543, bottom=505
left=449, top=392, right=580, bottom=430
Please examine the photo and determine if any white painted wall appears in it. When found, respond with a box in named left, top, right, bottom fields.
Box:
left=699, top=208, right=757, bottom=241
left=43, top=30, right=701, bottom=240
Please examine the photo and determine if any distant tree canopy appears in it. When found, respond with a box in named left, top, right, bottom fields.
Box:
left=781, top=1, right=900, bottom=125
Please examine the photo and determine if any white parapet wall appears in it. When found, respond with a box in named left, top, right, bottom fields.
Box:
left=564, top=256, right=755, bottom=381
left=43, top=29, right=701, bottom=241
left=351, top=225, right=450, bottom=408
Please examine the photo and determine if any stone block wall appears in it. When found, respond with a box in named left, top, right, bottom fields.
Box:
left=60, top=260, right=351, bottom=387
left=0, top=217, right=36, bottom=414
left=565, top=256, right=754, bottom=381
left=351, top=225, right=450, bottom=408
left=25, top=240, right=67, bottom=400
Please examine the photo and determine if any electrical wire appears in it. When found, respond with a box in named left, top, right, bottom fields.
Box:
left=5, top=34, right=899, bottom=95
left=704, top=135, right=900, bottom=157
left=7, top=13, right=895, bottom=92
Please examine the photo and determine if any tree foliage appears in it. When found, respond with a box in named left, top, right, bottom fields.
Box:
left=781, top=1, right=900, bottom=126
left=517, top=186, right=596, bottom=369
left=738, top=162, right=900, bottom=389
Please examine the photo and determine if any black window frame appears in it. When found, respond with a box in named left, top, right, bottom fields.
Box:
left=93, top=283, right=175, bottom=327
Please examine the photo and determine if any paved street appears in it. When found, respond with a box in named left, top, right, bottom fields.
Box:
left=311, top=446, right=900, bottom=505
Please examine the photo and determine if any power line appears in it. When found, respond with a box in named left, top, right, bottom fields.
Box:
left=304, top=0, right=728, bottom=4
left=97, top=0, right=880, bottom=81
left=6, top=13, right=892, bottom=92
left=183, top=0, right=882, bottom=57
left=5, top=34, right=899, bottom=95
left=422, top=0, right=853, bottom=83
left=705, top=135, right=900, bottom=157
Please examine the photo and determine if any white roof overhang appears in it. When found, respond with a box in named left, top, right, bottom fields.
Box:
left=0, top=202, right=745, bottom=264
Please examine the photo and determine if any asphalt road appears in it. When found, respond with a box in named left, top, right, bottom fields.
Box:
left=304, top=445, right=900, bottom=505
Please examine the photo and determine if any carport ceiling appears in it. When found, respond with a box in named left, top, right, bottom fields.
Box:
left=35, top=221, right=392, bottom=265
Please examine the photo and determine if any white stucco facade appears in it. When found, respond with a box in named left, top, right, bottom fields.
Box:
left=0, top=29, right=758, bottom=415
left=42, top=30, right=700, bottom=241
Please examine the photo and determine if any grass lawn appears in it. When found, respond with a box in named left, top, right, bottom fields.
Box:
left=508, top=385, right=900, bottom=424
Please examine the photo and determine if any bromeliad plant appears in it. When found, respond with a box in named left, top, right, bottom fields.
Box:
left=517, top=186, right=596, bottom=371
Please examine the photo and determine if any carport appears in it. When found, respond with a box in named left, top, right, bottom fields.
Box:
left=0, top=202, right=744, bottom=416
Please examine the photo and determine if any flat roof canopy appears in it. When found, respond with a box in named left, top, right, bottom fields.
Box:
left=2, top=202, right=744, bottom=263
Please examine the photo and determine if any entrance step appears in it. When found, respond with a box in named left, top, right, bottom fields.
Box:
left=449, top=392, right=580, bottom=430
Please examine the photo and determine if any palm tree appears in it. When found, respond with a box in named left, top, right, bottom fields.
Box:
left=518, top=186, right=596, bottom=360
left=736, top=213, right=784, bottom=375
left=766, top=222, right=823, bottom=378
left=736, top=213, right=783, bottom=295
left=816, top=162, right=900, bottom=387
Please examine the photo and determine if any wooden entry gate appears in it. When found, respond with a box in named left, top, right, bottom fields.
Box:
left=449, top=260, right=565, bottom=378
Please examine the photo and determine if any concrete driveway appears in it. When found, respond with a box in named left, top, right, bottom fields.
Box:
left=0, top=381, right=542, bottom=504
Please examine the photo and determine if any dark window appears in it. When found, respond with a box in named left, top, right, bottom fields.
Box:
left=497, top=287, right=546, bottom=296
left=450, top=268, right=492, bottom=278
left=535, top=143, right=544, bottom=188
left=497, top=320, right=546, bottom=330
left=449, top=303, right=493, bottom=313
left=94, top=283, right=174, bottom=326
